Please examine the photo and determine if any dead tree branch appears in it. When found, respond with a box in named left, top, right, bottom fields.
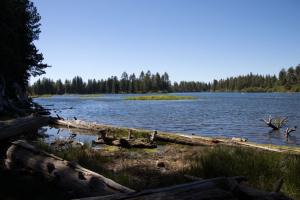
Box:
left=262, top=115, right=288, bottom=130
left=285, top=127, right=297, bottom=139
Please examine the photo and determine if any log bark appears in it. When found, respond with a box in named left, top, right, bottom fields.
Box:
left=76, top=177, right=291, bottom=200
left=93, top=137, right=157, bottom=149
left=53, top=118, right=156, bottom=149
left=0, top=114, right=49, bottom=140
left=273, top=178, right=284, bottom=193
left=51, top=118, right=300, bottom=154
left=51, top=118, right=109, bottom=132
left=51, top=118, right=213, bottom=146
left=152, top=132, right=218, bottom=146
left=5, top=140, right=134, bottom=198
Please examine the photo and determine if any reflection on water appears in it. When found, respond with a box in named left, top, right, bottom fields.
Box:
left=35, top=93, right=300, bottom=146
left=38, top=126, right=97, bottom=144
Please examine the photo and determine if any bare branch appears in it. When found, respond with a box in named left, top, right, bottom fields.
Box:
left=262, top=115, right=288, bottom=130
left=285, top=127, right=297, bottom=139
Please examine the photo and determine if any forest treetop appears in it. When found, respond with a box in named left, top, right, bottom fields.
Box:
left=31, top=65, right=300, bottom=95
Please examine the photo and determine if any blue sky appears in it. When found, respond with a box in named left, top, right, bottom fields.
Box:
left=31, top=0, right=300, bottom=83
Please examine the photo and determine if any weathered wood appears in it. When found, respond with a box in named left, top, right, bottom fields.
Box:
left=184, top=174, right=203, bottom=181
left=98, top=138, right=156, bottom=149
left=150, top=130, right=157, bottom=142
left=273, top=178, right=284, bottom=193
left=127, top=130, right=132, bottom=140
left=51, top=118, right=109, bottom=132
left=51, top=118, right=217, bottom=146
left=0, top=114, right=49, bottom=140
left=53, top=118, right=156, bottom=149
left=263, top=116, right=288, bottom=130
left=153, top=133, right=217, bottom=146
left=75, top=177, right=291, bottom=200
left=285, top=127, right=297, bottom=139
left=231, top=137, right=248, bottom=142
left=5, top=140, right=134, bottom=198
left=51, top=118, right=300, bottom=154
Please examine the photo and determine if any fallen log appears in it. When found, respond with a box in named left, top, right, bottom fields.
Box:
left=151, top=131, right=219, bottom=146
left=52, top=118, right=156, bottom=149
left=113, top=138, right=157, bottom=148
left=75, top=176, right=291, bottom=200
left=0, top=114, right=49, bottom=140
left=51, top=118, right=300, bottom=154
left=51, top=118, right=214, bottom=146
left=50, top=118, right=109, bottom=131
left=93, top=136, right=157, bottom=149
left=5, top=140, right=134, bottom=198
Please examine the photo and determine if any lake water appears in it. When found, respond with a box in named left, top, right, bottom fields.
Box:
left=34, top=93, right=300, bottom=146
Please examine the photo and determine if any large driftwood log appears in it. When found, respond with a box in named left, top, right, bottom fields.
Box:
left=5, top=140, right=134, bottom=198
left=93, top=136, right=157, bottom=149
left=52, top=118, right=157, bottom=149
left=51, top=118, right=300, bottom=154
left=50, top=118, right=110, bottom=132
left=151, top=130, right=220, bottom=146
left=51, top=118, right=218, bottom=146
left=0, top=114, right=49, bottom=140
left=76, top=176, right=291, bottom=200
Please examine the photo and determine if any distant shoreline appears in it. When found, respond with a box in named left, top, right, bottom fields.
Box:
left=30, top=90, right=300, bottom=98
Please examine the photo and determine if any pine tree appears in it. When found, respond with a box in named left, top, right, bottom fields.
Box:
left=0, top=0, right=49, bottom=114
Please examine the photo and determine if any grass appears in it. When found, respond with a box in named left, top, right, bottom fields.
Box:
left=35, top=140, right=187, bottom=190
left=78, top=94, right=103, bottom=99
left=184, top=146, right=300, bottom=199
left=30, top=94, right=54, bottom=98
left=35, top=137, right=300, bottom=199
left=36, top=141, right=111, bottom=173
left=125, top=95, right=197, bottom=100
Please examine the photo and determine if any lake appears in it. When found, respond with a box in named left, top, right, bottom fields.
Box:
left=34, top=93, right=300, bottom=146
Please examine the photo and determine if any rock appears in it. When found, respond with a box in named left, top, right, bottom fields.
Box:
left=232, top=137, right=248, bottom=142
left=112, top=138, right=129, bottom=147
left=156, top=160, right=165, bottom=168
left=92, top=138, right=105, bottom=145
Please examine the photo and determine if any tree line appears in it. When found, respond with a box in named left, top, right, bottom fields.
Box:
left=31, top=71, right=172, bottom=94
left=209, top=65, right=300, bottom=92
left=30, top=65, right=300, bottom=95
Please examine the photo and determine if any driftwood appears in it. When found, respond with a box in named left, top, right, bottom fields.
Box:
left=184, top=174, right=203, bottom=181
left=5, top=140, right=134, bottom=198
left=153, top=132, right=221, bottom=146
left=273, top=178, right=284, bottom=193
left=0, top=114, right=49, bottom=140
left=263, top=116, right=288, bottom=130
left=113, top=138, right=156, bottom=148
left=50, top=118, right=109, bottom=132
left=51, top=118, right=223, bottom=146
left=52, top=118, right=156, bottom=149
left=285, top=127, right=297, bottom=139
left=76, top=176, right=291, bottom=200
left=51, top=118, right=300, bottom=154
left=93, top=135, right=157, bottom=149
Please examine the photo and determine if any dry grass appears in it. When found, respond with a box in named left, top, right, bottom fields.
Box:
left=36, top=139, right=300, bottom=199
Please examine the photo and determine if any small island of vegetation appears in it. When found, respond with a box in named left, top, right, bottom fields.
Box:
left=79, top=94, right=103, bottom=99
left=125, top=95, right=197, bottom=100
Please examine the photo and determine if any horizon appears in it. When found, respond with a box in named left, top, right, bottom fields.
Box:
left=31, top=69, right=282, bottom=85
left=31, top=0, right=300, bottom=83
